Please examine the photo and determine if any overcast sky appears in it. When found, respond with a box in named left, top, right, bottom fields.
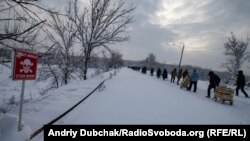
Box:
left=42, top=0, right=250, bottom=73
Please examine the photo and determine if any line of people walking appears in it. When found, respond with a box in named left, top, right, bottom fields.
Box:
left=206, top=70, right=249, bottom=98
left=150, top=68, right=168, bottom=80
left=169, top=68, right=197, bottom=92
left=154, top=67, right=249, bottom=98
left=129, top=66, right=249, bottom=98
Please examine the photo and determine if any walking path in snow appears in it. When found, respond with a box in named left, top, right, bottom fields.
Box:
left=60, top=68, right=250, bottom=125
left=4, top=68, right=249, bottom=141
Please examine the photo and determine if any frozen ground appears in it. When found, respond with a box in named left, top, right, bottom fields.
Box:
left=0, top=67, right=250, bottom=141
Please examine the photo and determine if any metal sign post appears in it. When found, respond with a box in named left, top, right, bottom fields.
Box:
left=12, top=49, right=38, bottom=132
left=18, top=80, right=25, bottom=131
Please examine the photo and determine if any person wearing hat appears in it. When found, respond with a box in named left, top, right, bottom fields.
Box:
left=236, top=70, right=249, bottom=98
left=187, top=69, right=199, bottom=93
left=207, top=71, right=221, bottom=98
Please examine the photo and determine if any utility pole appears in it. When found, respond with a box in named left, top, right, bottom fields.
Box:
left=178, top=44, right=185, bottom=71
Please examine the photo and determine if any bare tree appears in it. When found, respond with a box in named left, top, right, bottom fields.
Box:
left=68, top=0, right=135, bottom=80
left=100, top=50, right=110, bottom=72
left=142, top=53, right=158, bottom=69
left=0, top=0, right=50, bottom=48
left=101, top=50, right=123, bottom=71
left=108, top=51, right=123, bottom=69
left=224, top=32, right=250, bottom=78
left=0, top=48, right=11, bottom=62
left=38, top=50, right=60, bottom=88
left=46, top=13, right=76, bottom=85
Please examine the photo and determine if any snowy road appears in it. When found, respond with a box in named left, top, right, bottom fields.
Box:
left=59, top=68, right=250, bottom=125
left=3, top=68, right=250, bottom=141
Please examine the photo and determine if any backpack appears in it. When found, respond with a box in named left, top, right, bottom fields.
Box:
left=214, top=74, right=221, bottom=85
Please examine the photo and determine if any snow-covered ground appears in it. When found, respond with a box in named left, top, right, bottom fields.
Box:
left=59, top=68, right=250, bottom=125
left=1, top=67, right=250, bottom=141
left=0, top=64, right=112, bottom=141
left=0, top=64, right=47, bottom=113
left=0, top=64, right=102, bottom=113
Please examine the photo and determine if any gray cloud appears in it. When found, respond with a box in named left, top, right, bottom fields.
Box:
left=38, top=0, right=250, bottom=73
left=117, top=0, right=250, bottom=74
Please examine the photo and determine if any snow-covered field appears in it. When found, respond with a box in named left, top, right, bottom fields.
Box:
left=0, top=64, right=103, bottom=113
left=0, top=64, right=112, bottom=141
left=59, top=68, right=250, bottom=125
left=1, top=67, right=250, bottom=141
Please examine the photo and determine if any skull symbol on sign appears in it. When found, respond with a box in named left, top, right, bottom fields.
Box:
left=20, top=59, right=33, bottom=73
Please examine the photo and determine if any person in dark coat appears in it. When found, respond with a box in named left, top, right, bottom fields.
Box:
left=171, top=68, right=177, bottom=83
left=206, top=71, right=220, bottom=98
left=156, top=68, right=161, bottom=79
left=236, top=70, right=249, bottom=98
left=141, top=67, right=147, bottom=74
left=182, top=69, right=189, bottom=79
left=162, top=69, right=168, bottom=80
left=177, top=68, right=183, bottom=85
left=150, top=68, right=154, bottom=76
left=188, top=69, right=199, bottom=92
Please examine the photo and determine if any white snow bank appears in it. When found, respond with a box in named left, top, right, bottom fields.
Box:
left=0, top=114, right=32, bottom=141
left=60, top=68, right=250, bottom=125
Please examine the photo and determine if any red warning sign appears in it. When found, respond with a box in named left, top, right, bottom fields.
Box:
left=12, top=49, right=38, bottom=80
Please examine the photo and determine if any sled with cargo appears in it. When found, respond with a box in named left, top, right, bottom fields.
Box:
left=214, top=86, right=234, bottom=105
left=180, top=76, right=190, bottom=89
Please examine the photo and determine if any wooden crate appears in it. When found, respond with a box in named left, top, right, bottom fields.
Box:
left=214, top=86, right=234, bottom=105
